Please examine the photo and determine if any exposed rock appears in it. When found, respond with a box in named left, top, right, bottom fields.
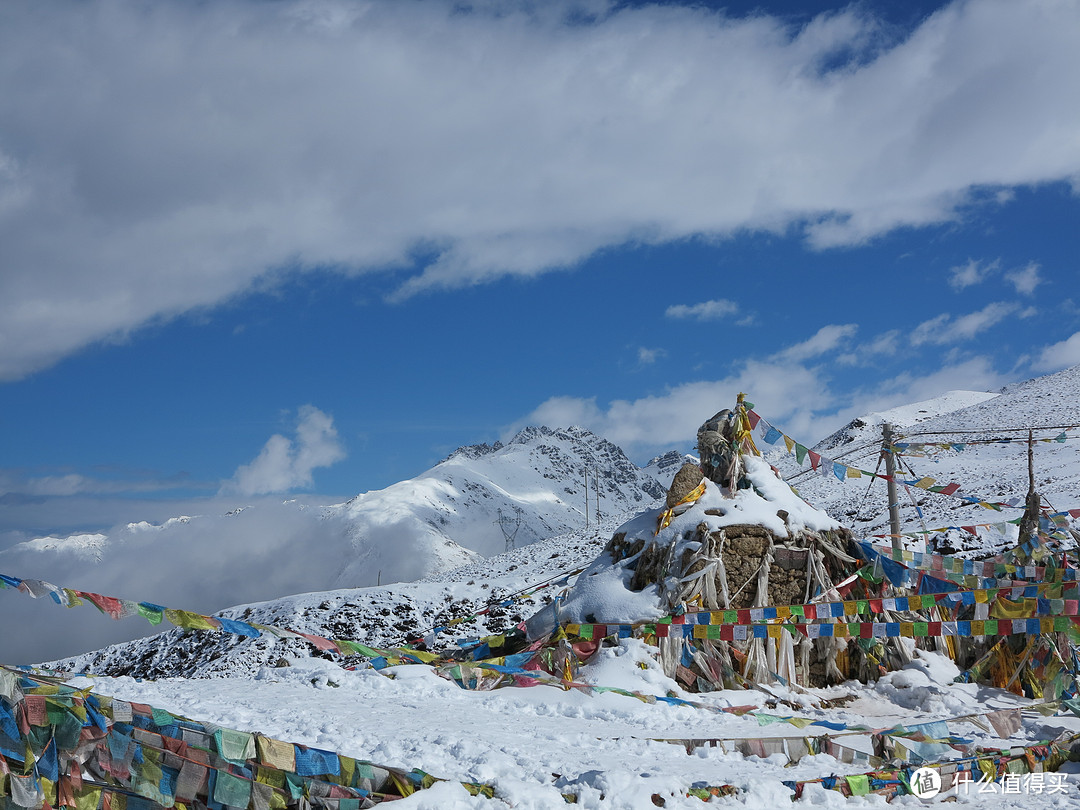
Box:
left=666, top=463, right=705, bottom=508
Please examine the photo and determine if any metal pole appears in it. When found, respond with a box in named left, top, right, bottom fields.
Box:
left=882, top=423, right=901, bottom=552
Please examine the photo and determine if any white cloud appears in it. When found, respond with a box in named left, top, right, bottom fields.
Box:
left=2, top=0, right=1080, bottom=378
left=223, top=406, right=345, bottom=496
left=1033, top=331, right=1080, bottom=373
left=948, top=258, right=999, bottom=290
left=0, top=495, right=405, bottom=663
left=774, top=323, right=858, bottom=362
left=518, top=349, right=1011, bottom=462
left=1005, top=261, right=1042, bottom=296
left=519, top=359, right=832, bottom=454
left=665, top=299, right=740, bottom=321
left=637, top=346, right=666, bottom=365
left=910, top=302, right=1017, bottom=346
left=866, top=330, right=901, bottom=356
left=843, top=357, right=1007, bottom=419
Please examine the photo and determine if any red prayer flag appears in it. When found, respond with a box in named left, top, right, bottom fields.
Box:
left=78, top=591, right=125, bottom=620
left=297, top=632, right=338, bottom=652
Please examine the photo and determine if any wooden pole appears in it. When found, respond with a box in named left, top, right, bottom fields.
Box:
left=882, top=423, right=902, bottom=553
left=1018, top=429, right=1040, bottom=553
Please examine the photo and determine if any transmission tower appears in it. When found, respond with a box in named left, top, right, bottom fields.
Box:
left=494, top=508, right=522, bottom=552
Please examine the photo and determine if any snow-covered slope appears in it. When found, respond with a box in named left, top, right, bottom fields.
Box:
left=778, top=366, right=1080, bottom=550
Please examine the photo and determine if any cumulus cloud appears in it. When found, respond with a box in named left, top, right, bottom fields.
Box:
left=223, top=406, right=345, bottom=496
left=1034, top=331, right=1080, bottom=373
left=665, top=299, right=740, bottom=321
left=521, top=360, right=830, bottom=453
left=517, top=348, right=1010, bottom=463
left=1005, top=261, right=1042, bottom=296
left=1, top=0, right=1080, bottom=379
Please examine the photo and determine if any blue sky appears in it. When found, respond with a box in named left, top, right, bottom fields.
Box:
left=2, top=0, right=1079, bottom=544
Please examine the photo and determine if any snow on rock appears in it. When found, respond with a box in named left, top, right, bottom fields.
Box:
left=559, top=455, right=842, bottom=625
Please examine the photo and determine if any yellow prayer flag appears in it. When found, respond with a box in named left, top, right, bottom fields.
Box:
left=990, top=598, right=1033, bottom=620
left=41, top=778, right=57, bottom=808
left=914, top=477, right=936, bottom=489
left=766, top=624, right=781, bottom=639
left=256, top=736, right=296, bottom=772
left=847, top=468, right=862, bottom=478
left=900, top=623, right=914, bottom=637
left=776, top=606, right=790, bottom=619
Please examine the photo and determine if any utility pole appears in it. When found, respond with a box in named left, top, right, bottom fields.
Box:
left=584, top=468, right=589, bottom=529
left=494, top=508, right=521, bottom=553
left=596, top=468, right=601, bottom=525
left=882, top=423, right=901, bottom=553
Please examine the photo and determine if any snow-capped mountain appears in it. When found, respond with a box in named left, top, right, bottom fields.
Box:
left=330, top=424, right=668, bottom=572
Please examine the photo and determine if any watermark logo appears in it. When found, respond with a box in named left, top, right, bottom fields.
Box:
left=910, top=768, right=941, bottom=799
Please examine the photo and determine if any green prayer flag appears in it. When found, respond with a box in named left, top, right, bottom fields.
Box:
left=845, top=774, right=870, bottom=796
left=137, top=603, right=164, bottom=625
left=151, top=706, right=175, bottom=728
left=214, top=769, right=253, bottom=808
